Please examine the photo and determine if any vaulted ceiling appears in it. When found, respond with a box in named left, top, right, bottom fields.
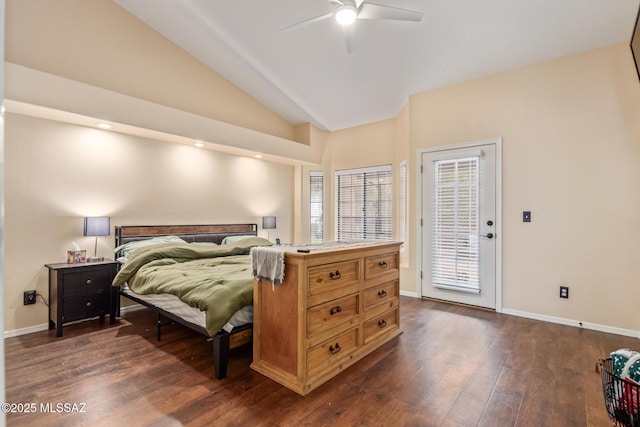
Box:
left=115, top=0, right=640, bottom=131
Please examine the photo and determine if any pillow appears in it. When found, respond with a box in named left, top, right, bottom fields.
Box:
left=611, top=348, right=640, bottom=383
left=113, top=235, right=186, bottom=260
left=190, top=242, right=219, bottom=247
left=220, top=235, right=257, bottom=245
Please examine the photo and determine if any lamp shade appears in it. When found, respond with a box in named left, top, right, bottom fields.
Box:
left=262, top=216, right=276, bottom=230
left=83, top=216, right=110, bottom=237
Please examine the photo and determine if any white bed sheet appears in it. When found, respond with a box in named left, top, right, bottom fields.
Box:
left=121, top=284, right=253, bottom=333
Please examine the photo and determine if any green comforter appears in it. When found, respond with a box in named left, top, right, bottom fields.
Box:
left=112, top=237, right=272, bottom=335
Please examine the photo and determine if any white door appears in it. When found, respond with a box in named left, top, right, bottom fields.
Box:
left=421, top=143, right=497, bottom=309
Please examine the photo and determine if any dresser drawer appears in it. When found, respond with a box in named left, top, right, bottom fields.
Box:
left=63, top=292, right=109, bottom=322
left=308, top=259, right=360, bottom=297
left=364, top=252, right=399, bottom=281
left=363, top=308, right=399, bottom=344
left=63, top=269, right=111, bottom=295
left=363, top=280, right=398, bottom=311
left=307, top=294, right=359, bottom=337
left=307, top=327, right=359, bottom=377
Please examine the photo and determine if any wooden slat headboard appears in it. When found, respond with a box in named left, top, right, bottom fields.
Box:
left=114, top=224, right=258, bottom=248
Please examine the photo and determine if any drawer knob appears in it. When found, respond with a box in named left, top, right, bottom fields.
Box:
left=329, top=305, right=342, bottom=316
left=378, top=319, right=387, bottom=328
left=329, top=343, right=341, bottom=355
left=329, top=270, right=342, bottom=280
left=86, top=301, right=92, bottom=308
left=86, top=279, right=92, bottom=285
left=378, top=261, right=388, bottom=269
left=377, top=290, right=387, bottom=299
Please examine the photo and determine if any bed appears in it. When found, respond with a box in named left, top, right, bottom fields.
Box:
left=109, top=223, right=269, bottom=379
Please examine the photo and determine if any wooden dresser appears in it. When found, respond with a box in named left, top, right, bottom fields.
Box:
left=251, top=242, right=402, bottom=395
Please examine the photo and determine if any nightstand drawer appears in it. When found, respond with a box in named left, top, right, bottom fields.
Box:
left=63, top=292, right=109, bottom=322
left=63, top=269, right=111, bottom=295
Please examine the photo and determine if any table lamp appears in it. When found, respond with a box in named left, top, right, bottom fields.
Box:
left=262, top=216, right=276, bottom=242
left=84, top=216, right=110, bottom=262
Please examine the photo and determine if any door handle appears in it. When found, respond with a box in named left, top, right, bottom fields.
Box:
left=481, top=233, right=494, bottom=239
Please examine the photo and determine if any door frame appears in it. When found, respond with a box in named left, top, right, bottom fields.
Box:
left=417, top=137, right=503, bottom=312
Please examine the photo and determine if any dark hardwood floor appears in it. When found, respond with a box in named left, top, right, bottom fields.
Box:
left=5, top=296, right=637, bottom=426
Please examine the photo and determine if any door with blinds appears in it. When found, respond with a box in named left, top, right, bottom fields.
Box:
left=421, top=143, right=497, bottom=309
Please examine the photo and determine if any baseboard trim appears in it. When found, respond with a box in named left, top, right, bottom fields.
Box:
left=400, top=290, right=418, bottom=298
left=501, top=308, right=640, bottom=339
left=4, top=303, right=145, bottom=339
left=4, top=323, right=49, bottom=338
left=401, top=293, right=638, bottom=339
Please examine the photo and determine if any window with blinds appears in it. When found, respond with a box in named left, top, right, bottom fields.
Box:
left=432, top=157, right=480, bottom=292
left=310, top=171, right=324, bottom=244
left=336, top=165, right=392, bottom=241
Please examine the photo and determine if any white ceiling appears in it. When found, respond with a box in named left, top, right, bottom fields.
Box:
left=115, top=0, right=640, bottom=132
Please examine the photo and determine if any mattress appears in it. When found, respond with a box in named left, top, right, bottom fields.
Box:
left=121, top=284, right=253, bottom=333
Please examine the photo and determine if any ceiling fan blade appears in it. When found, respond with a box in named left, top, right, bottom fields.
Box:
left=343, top=24, right=355, bottom=54
left=357, top=2, right=423, bottom=22
left=334, top=0, right=358, bottom=6
left=280, top=11, right=334, bottom=32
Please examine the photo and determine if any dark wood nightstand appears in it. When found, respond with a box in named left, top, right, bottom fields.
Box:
left=45, top=260, right=119, bottom=337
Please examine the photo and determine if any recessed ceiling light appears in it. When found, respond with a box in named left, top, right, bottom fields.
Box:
left=195, top=142, right=205, bottom=148
left=335, top=5, right=357, bottom=26
left=97, top=123, right=112, bottom=130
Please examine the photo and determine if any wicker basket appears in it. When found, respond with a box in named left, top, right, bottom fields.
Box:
left=598, top=358, right=640, bottom=427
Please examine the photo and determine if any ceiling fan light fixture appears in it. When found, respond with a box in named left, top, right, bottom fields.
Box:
left=335, top=5, right=357, bottom=26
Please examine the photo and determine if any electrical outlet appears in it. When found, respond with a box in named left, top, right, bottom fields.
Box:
left=523, top=211, right=531, bottom=222
left=559, top=286, right=569, bottom=299
left=24, top=290, right=37, bottom=305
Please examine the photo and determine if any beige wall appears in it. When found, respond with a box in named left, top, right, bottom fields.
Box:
left=407, top=42, right=640, bottom=332
left=4, top=113, right=294, bottom=332
left=320, top=119, right=397, bottom=240
left=326, top=118, right=397, bottom=171
left=5, top=0, right=297, bottom=141
left=4, top=0, right=640, bottom=337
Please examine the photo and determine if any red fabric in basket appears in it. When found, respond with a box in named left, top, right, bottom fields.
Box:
left=620, top=378, right=639, bottom=412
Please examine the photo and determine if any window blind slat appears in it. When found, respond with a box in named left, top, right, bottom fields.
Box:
left=310, top=171, right=324, bottom=244
left=432, top=158, right=480, bottom=291
left=336, top=165, right=392, bottom=241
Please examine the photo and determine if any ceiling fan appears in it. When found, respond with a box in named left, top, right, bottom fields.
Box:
left=281, top=0, right=424, bottom=53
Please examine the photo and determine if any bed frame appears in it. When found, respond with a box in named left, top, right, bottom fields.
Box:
left=109, top=223, right=257, bottom=379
